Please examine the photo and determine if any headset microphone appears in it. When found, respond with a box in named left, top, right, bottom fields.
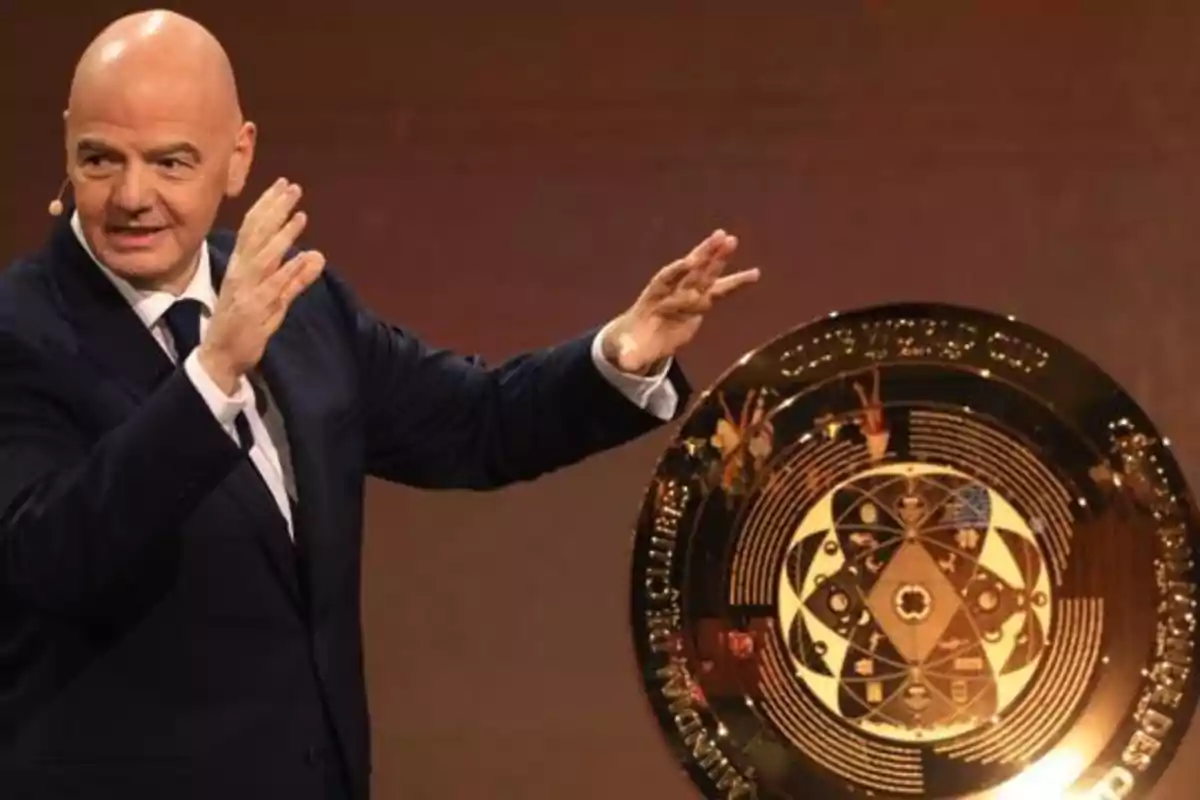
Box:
left=48, top=177, right=69, bottom=217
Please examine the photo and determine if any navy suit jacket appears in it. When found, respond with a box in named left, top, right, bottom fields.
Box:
left=0, top=215, right=690, bottom=799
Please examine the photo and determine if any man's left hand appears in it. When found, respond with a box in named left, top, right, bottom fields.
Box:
left=601, top=229, right=760, bottom=375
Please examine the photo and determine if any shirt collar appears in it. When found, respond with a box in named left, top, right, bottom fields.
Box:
left=69, top=211, right=216, bottom=330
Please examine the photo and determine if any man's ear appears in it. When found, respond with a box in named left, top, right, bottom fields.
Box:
left=55, top=109, right=78, bottom=214
left=225, top=120, right=257, bottom=197
left=61, top=108, right=72, bottom=177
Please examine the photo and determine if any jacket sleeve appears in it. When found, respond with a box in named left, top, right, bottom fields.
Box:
left=0, top=335, right=243, bottom=620
left=323, top=271, right=691, bottom=490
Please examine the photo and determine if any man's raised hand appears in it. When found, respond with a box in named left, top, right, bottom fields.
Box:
left=197, top=178, right=326, bottom=393
left=600, top=229, right=760, bottom=375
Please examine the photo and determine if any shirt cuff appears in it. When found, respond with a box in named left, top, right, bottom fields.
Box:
left=183, top=351, right=254, bottom=438
left=590, top=326, right=678, bottom=421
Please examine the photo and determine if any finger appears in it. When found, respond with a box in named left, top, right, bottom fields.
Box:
left=257, top=211, right=310, bottom=274
left=709, top=267, right=761, bottom=299
left=657, top=288, right=714, bottom=316
left=652, top=258, right=693, bottom=291
left=686, top=229, right=730, bottom=265
left=244, top=181, right=303, bottom=254
left=260, top=250, right=309, bottom=297
left=238, top=178, right=286, bottom=233
left=684, top=231, right=739, bottom=288
left=261, top=252, right=326, bottom=332
left=279, top=251, right=326, bottom=306
left=255, top=182, right=304, bottom=244
left=262, top=250, right=324, bottom=306
left=696, top=233, right=739, bottom=282
left=653, top=229, right=733, bottom=293
left=237, top=178, right=290, bottom=246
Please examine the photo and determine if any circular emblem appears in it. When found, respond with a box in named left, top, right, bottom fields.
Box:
left=629, top=304, right=1200, bottom=799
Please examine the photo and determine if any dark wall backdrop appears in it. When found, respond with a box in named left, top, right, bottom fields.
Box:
left=3, top=2, right=1200, bottom=798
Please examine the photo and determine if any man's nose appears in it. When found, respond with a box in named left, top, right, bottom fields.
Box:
left=110, top=165, right=153, bottom=212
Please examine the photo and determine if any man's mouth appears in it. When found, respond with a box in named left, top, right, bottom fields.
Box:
left=105, top=225, right=167, bottom=248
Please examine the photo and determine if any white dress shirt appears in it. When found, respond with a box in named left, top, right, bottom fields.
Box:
left=69, top=214, right=678, bottom=541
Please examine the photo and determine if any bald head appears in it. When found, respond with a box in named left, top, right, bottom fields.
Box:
left=67, top=10, right=242, bottom=132
left=62, top=10, right=257, bottom=293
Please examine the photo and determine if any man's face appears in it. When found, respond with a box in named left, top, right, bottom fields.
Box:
left=66, top=77, right=252, bottom=290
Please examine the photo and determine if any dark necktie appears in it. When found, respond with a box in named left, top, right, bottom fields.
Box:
left=162, top=299, right=254, bottom=452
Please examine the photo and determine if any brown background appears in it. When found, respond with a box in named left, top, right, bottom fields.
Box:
left=2, top=2, right=1199, bottom=798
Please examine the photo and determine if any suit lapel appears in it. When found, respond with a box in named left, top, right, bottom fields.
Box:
left=44, top=216, right=176, bottom=401
left=259, top=332, right=331, bottom=614
left=209, top=246, right=334, bottom=615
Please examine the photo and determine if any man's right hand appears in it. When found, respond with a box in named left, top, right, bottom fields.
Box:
left=197, top=178, right=327, bottom=394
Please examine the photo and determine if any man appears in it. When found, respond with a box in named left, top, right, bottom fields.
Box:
left=0, top=10, right=758, bottom=800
